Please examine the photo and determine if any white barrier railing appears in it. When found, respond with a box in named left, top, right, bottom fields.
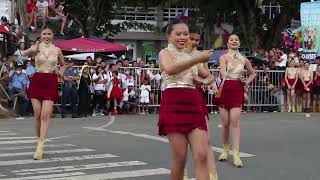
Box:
left=58, top=67, right=286, bottom=113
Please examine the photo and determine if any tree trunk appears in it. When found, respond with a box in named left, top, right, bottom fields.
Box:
left=232, top=0, right=261, bottom=51
left=85, top=0, right=97, bottom=37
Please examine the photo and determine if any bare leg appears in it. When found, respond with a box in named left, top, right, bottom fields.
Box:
left=188, top=129, right=210, bottom=180
left=313, top=94, right=317, bottom=112
left=206, top=119, right=217, bottom=176
left=33, top=14, right=38, bottom=30
left=229, top=108, right=241, bottom=150
left=219, top=107, right=230, bottom=145
left=39, top=100, right=54, bottom=139
left=291, top=89, right=296, bottom=112
left=60, top=16, right=67, bottom=35
left=31, top=99, right=42, bottom=138
left=306, top=93, right=311, bottom=110
left=168, top=133, right=188, bottom=180
left=41, top=13, right=47, bottom=30
left=286, top=89, right=291, bottom=111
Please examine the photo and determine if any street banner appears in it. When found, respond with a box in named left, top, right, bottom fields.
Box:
left=300, top=1, right=320, bottom=61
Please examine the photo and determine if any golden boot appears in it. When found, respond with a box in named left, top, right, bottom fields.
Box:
left=287, top=105, right=292, bottom=112
left=183, top=169, right=189, bottom=180
left=33, top=138, right=45, bottom=160
left=218, top=144, right=229, bottom=161
left=210, top=172, right=218, bottom=180
left=292, top=105, right=296, bottom=112
left=233, top=149, right=243, bottom=168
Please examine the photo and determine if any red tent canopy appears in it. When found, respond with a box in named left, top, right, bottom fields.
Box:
left=54, top=37, right=127, bottom=53
left=0, top=25, right=10, bottom=35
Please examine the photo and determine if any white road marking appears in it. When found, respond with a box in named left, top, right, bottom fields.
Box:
left=0, top=130, right=10, bottom=133
left=0, top=139, right=51, bottom=145
left=0, top=144, right=76, bottom=151
left=0, top=148, right=94, bottom=158
left=0, top=154, right=118, bottom=166
left=3, top=172, right=85, bottom=180
left=84, top=127, right=256, bottom=158
left=0, top=136, right=35, bottom=140
left=0, top=133, right=18, bottom=136
left=13, top=161, right=147, bottom=176
left=50, top=168, right=170, bottom=180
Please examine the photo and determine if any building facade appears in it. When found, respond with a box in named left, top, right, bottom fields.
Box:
left=110, top=7, right=190, bottom=62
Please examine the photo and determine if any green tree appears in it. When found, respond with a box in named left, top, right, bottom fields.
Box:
left=155, top=0, right=306, bottom=50
left=64, top=0, right=156, bottom=37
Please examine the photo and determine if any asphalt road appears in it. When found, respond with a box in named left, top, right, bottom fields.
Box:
left=0, top=112, right=319, bottom=180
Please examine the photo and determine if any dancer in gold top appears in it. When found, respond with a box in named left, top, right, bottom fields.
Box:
left=284, top=59, right=298, bottom=112
left=215, top=35, right=256, bottom=167
left=183, top=22, right=218, bottom=180
left=158, top=19, right=213, bottom=180
left=299, top=61, right=313, bottom=112
left=22, top=28, right=66, bottom=160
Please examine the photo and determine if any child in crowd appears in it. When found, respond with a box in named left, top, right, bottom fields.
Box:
left=122, top=83, right=137, bottom=114
left=140, top=78, right=151, bottom=114
left=107, top=71, right=123, bottom=116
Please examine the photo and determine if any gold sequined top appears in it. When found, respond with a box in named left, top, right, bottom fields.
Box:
left=225, top=50, right=245, bottom=80
left=161, top=44, right=198, bottom=89
left=287, top=67, right=297, bottom=78
left=301, top=70, right=312, bottom=81
left=35, top=43, right=59, bottom=72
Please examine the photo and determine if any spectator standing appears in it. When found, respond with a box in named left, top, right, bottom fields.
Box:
left=107, top=71, right=123, bottom=116
left=61, top=59, right=79, bottom=118
left=92, top=65, right=108, bottom=116
left=77, top=65, right=92, bottom=117
left=34, top=0, right=49, bottom=31
left=140, top=78, right=151, bottom=114
left=149, top=69, right=161, bottom=113
left=14, top=42, right=29, bottom=63
left=276, top=50, right=288, bottom=70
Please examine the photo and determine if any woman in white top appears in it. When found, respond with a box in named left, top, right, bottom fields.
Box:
left=92, top=65, right=108, bottom=115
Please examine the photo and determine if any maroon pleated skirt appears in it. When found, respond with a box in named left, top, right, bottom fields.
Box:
left=28, top=72, right=58, bottom=102
left=285, top=78, right=297, bottom=89
left=301, top=81, right=313, bottom=93
left=158, top=88, right=207, bottom=136
left=215, top=80, right=244, bottom=110
left=197, top=87, right=208, bottom=117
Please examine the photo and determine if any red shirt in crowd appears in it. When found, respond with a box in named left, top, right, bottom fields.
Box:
left=27, top=2, right=37, bottom=13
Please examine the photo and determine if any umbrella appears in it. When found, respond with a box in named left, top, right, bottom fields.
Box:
left=54, top=37, right=127, bottom=53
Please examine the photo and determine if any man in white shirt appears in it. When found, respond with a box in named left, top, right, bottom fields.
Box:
left=276, top=50, right=288, bottom=70
left=34, top=0, right=48, bottom=31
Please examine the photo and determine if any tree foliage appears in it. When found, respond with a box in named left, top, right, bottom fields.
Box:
left=64, top=0, right=157, bottom=37
left=149, top=0, right=307, bottom=50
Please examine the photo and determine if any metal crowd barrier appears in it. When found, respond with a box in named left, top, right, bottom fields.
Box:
left=58, top=66, right=286, bottom=113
